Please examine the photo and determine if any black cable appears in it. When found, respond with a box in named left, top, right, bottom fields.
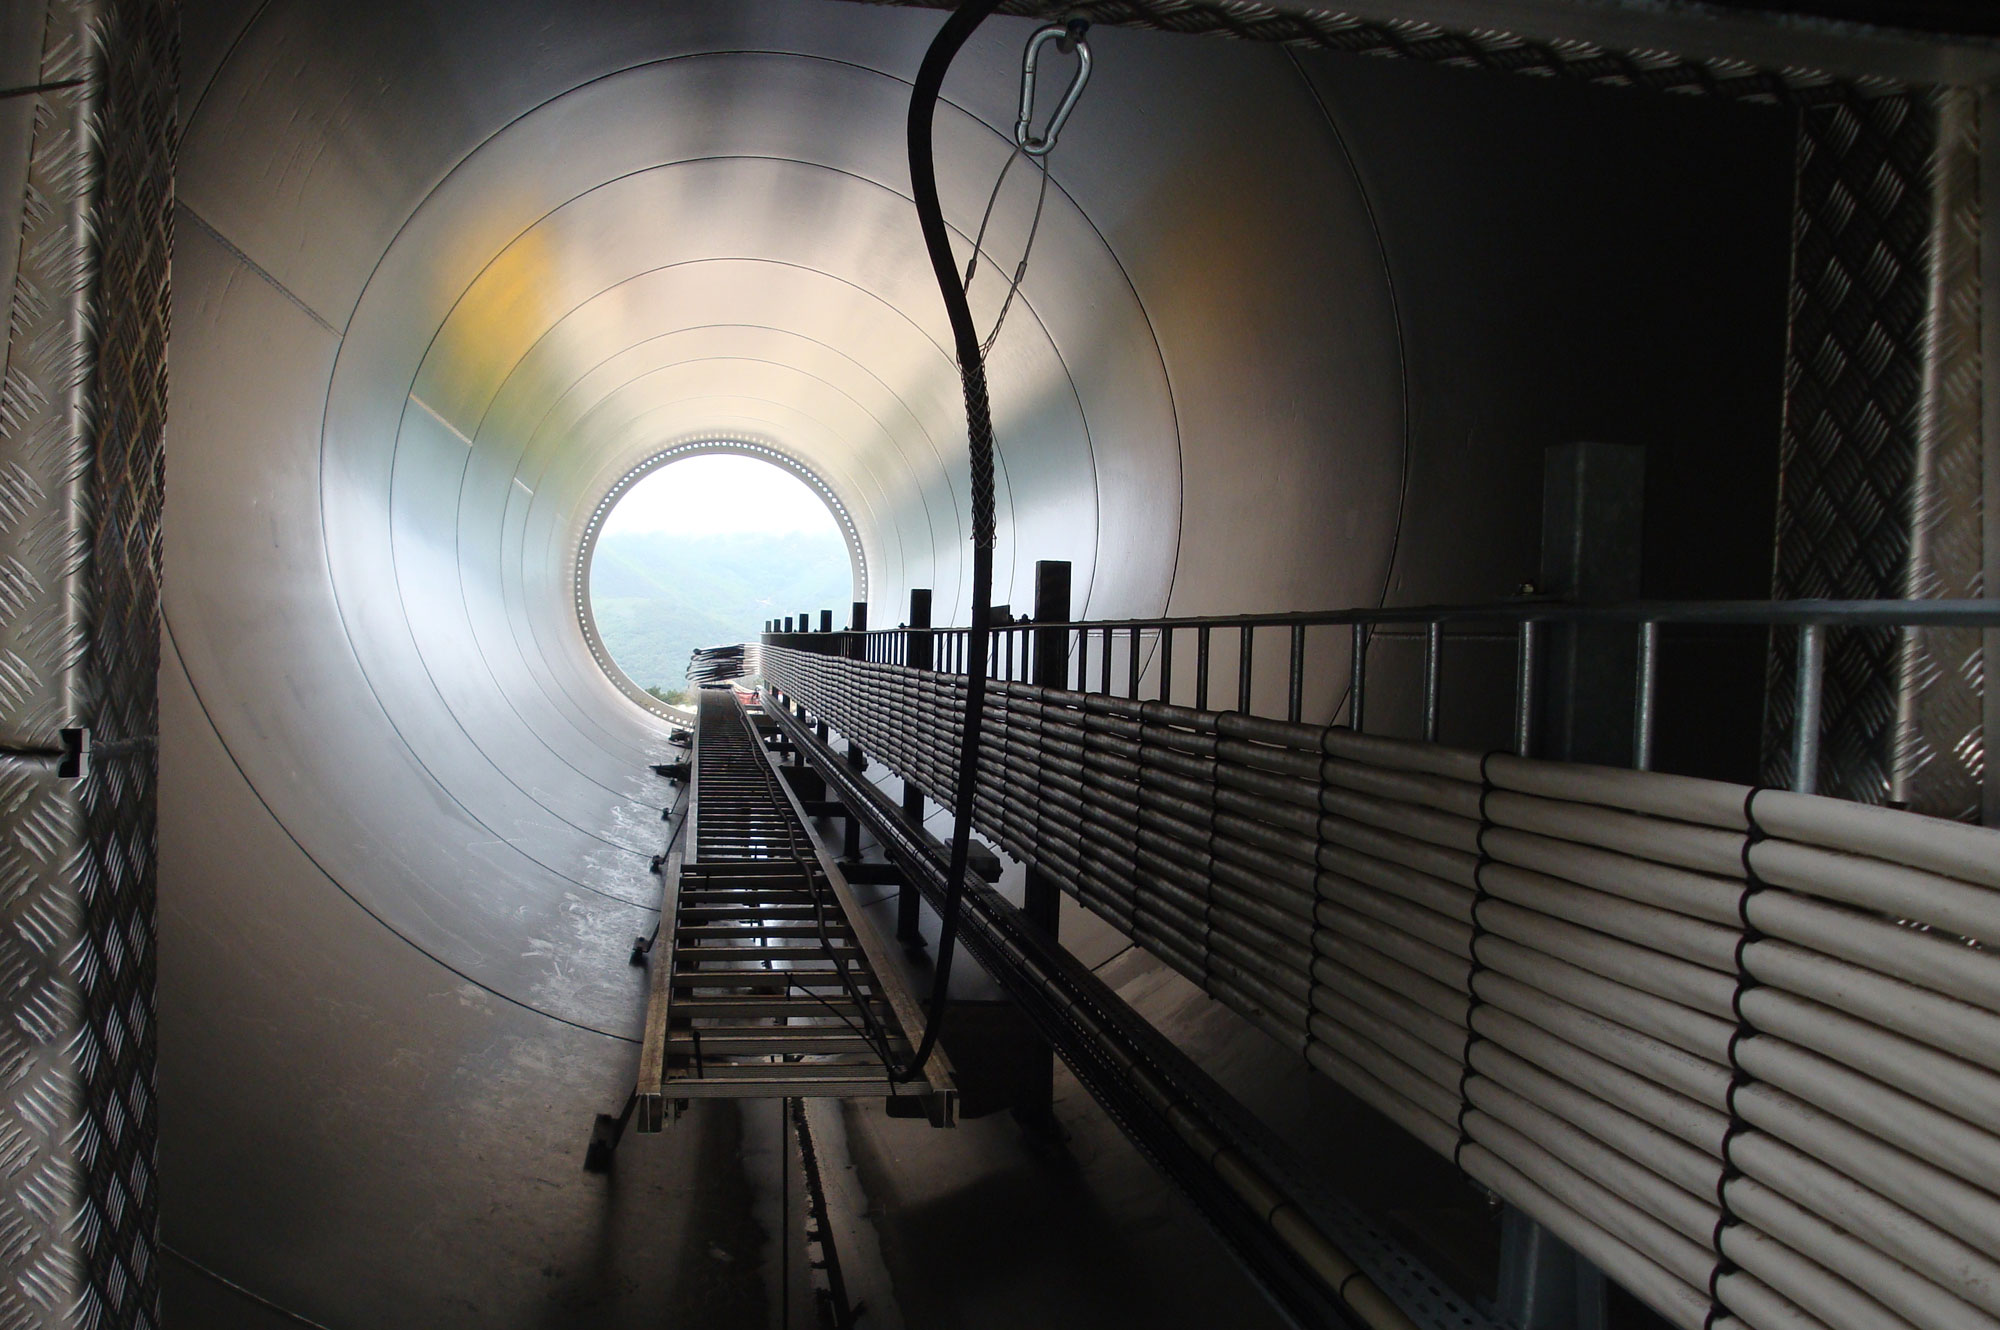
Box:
left=896, top=0, right=1007, bottom=1081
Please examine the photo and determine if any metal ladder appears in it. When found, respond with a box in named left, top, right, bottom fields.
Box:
left=632, top=687, right=955, bottom=1131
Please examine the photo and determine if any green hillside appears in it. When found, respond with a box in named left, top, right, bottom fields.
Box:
left=589, top=528, right=854, bottom=688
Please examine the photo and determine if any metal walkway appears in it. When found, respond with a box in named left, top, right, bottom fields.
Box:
left=632, top=687, right=954, bottom=1131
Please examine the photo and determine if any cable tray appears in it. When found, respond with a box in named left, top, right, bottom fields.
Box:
left=634, top=687, right=954, bottom=1130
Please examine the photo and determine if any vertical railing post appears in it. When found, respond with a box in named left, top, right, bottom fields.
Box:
left=1237, top=625, right=1254, bottom=714
left=838, top=612, right=864, bottom=781
left=1792, top=622, right=1825, bottom=795
left=1515, top=620, right=1540, bottom=757
left=1019, top=559, right=1072, bottom=1127
left=850, top=601, right=868, bottom=660
left=1128, top=626, right=1142, bottom=700
left=1348, top=623, right=1367, bottom=733
left=1032, top=563, right=1071, bottom=716
left=989, top=605, right=1009, bottom=679
left=819, top=609, right=833, bottom=633
left=1422, top=621, right=1442, bottom=743
left=1633, top=620, right=1658, bottom=771
left=1287, top=623, right=1305, bottom=724
left=907, top=590, right=933, bottom=670
left=1196, top=625, right=1211, bottom=712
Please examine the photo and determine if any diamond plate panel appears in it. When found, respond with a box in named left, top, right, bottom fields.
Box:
left=1764, top=88, right=1986, bottom=819
left=0, top=0, right=171, bottom=1325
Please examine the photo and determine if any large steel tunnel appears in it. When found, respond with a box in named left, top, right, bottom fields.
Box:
left=161, top=2, right=1796, bottom=1319
left=162, top=5, right=1417, bottom=1320
left=8, top=0, right=2000, bottom=1327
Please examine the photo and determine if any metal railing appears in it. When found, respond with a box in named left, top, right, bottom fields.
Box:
left=761, top=598, right=2000, bottom=796
left=750, top=635, right=2000, bottom=1330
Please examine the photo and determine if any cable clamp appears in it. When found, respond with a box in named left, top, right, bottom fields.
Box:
left=1015, top=22, right=1092, bottom=156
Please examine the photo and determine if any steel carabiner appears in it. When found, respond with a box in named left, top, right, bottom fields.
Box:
left=1014, top=23, right=1092, bottom=157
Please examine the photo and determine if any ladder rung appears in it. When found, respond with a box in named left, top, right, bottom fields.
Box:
left=674, top=996, right=889, bottom=1019
left=673, top=946, right=865, bottom=963
left=672, top=972, right=874, bottom=993
left=676, top=924, right=853, bottom=940
left=670, top=1030, right=905, bottom=1055
left=667, top=1077, right=918, bottom=1099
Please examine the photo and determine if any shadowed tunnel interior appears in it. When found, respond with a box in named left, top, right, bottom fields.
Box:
left=157, top=0, right=1805, bottom=1324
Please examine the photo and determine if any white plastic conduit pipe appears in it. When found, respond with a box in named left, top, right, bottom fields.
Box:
left=752, top=647, right=2000, bottom=1330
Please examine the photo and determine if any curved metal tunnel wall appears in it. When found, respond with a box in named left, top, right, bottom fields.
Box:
left=160, top=1, right=1794, bottom=1324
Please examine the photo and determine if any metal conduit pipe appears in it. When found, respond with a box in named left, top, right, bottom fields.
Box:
left=754, top=646, right=2000, bottom=1330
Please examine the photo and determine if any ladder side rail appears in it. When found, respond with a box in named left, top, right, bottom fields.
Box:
left=636, top=844, right=687, bottom=1132
left=734, top=696, right=958, bottom=1119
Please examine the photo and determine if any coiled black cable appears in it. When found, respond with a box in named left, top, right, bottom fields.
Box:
left=895, top=0, right=1007, bottom=1081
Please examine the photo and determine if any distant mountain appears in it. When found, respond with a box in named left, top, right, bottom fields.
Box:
left=589, top=528, right=854, bottom=689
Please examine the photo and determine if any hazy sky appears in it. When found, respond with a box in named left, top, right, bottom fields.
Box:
left=601, top=454, right=844, bottom=539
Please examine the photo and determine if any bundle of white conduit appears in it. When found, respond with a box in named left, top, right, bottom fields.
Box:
left=753, top=644, right=2000, bottom=1330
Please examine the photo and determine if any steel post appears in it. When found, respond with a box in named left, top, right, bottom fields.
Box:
left=1018, top=560, right=1072, bottom=1127
left=898, top=589, right=933, bottom=945
left=1490, top=445, right=1640, bottom=1329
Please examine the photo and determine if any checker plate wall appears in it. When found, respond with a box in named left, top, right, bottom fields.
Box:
left=0, top=0, right=171, bottom=1326
left=1765, top=89, right=1986, bottom=817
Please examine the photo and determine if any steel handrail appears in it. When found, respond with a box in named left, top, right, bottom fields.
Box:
left=772, top=596, right=2000, bottom=636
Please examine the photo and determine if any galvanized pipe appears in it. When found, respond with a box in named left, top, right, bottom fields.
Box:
left=1635, top=620, right=1658, bottom=770
left=1514, top=620, right=1538, bottom=756
left=1792, top=623, right=1825, bottom=794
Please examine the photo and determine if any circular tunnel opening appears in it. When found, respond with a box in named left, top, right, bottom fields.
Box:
left=580, top=447, right=863, bottom=713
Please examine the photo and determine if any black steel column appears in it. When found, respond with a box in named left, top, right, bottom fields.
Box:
left=1024, top=562, right=1069, bottom=936
left=1493, top=445, right=1634, bottom=1330
left=897, top=589, right=932, bottom=946
left=840, top=601, right=864, bottom=860
left=1018, top=561, right=1071, bottom=1127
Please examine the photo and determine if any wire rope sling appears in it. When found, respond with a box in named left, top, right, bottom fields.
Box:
left=895, top=3, right=1092, bottom=1082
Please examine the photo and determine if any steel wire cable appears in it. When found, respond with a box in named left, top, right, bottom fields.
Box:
left=962, top=142, right=1052, bottom=357
left=893, top=0, right=1011, bottom=1082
